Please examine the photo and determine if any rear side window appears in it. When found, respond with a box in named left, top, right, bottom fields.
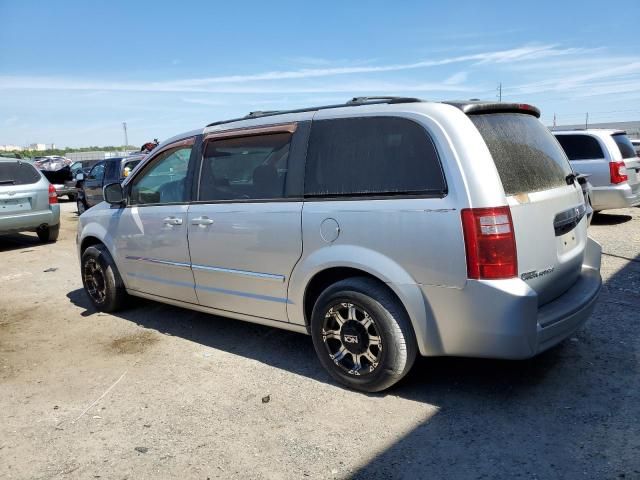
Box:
left=470, top=113, right=572, bottom=196
left=612, top=133, right=637, bottom=159
left=0, top=161, right=41, bottom=186
left=554, top=134, right=605, bottom=160
left=122, top=160, right=141, bottom=178
left=200, top=133, right=291, bottom=201
left=304, top=117, right=446, bottom=197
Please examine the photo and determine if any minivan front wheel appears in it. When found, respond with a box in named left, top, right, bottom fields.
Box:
left=310, top=277, right=417, bottom=392
left=81, top=245, right=127, bottom=312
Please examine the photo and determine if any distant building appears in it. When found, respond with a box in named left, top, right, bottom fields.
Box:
left=29, top=143, right=47, bottom=151
left=0, top=144, right=23, bottom=152
left=65, top=151, right=135, bottom=162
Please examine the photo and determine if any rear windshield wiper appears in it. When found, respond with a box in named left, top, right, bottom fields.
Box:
left=565, top=173, right=576, bottom=185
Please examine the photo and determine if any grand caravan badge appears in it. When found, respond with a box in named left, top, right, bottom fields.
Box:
left=521, top=267, right=555, bottom=281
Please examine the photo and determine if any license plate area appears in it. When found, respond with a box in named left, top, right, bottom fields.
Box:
left=0, top=197, right=31, bottom=213
left=558, top=230, right=578, bottom=253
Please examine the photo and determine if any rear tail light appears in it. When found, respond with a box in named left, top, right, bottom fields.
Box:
left=48, top=184, right=58, bottom=205
left=461, top=206, right=517, bottom=280
left=609, top=161, right=628, bottom=184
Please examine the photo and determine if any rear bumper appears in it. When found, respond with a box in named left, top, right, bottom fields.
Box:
left=419, top=237, right=602, bottom=359
left=535, top=266, right=601, bottom=353
left=0, top=205, right=60, bottom=234
left=591, top=183, right=640, bottom=210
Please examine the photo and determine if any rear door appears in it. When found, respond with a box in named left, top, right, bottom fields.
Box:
left=187, top=123, right=307, bottom=322
left=471, top=113, right=587, bottom=305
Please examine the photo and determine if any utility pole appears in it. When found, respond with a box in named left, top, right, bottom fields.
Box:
left=585, top=113, right=589, bottom=129
left=497, top=82, right=502, bottom=102
left=553, top=113, right=557, bottom=129
left=122, top=122, right=128, bottom=149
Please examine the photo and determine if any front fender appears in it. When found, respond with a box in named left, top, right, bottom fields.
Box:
left=77, top=206, right=128, bottom=286
left=287, top=244, right=444, bottom=356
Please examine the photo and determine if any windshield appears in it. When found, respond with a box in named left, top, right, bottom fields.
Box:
left=470, top=113, right=573, bottom=195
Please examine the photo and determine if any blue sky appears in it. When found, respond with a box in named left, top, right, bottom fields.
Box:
left=1, top=0, right=639, bottom=147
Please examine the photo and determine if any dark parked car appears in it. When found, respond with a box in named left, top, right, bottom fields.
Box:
left=76, top=155, right=144, bottom=213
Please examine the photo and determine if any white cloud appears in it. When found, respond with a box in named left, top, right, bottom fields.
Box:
left=509, top=61, right=640, bottom=95
left=0, top=43, right=585, bottom=95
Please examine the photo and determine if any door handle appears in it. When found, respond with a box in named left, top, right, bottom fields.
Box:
left=191, top=216, right=214, bottom=226
left=163, top=216, right=183, bottom=226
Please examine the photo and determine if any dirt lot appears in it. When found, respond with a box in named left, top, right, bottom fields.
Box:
left=1, top=201, right=639, bottom=479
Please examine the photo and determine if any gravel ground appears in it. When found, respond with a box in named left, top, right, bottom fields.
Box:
left=0, top=202, right=638, bottom=480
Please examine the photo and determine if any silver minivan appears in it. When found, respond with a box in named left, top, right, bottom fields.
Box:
left=77, top=98, right=602, bottom=392
left=553, top=129, right=640, bottom=211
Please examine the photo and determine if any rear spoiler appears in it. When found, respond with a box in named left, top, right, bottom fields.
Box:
left=443, top=101, right=541, bottom=118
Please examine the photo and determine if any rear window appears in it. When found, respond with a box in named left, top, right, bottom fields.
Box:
left=612, top=133, right=637, bottom=159
left=470, top=113, right=572, bottom=196
left=304, top=117, right=446, bottom=197
left=554, top=134, right=605, bottom=160
left=0, top=161, right=41, bottom=186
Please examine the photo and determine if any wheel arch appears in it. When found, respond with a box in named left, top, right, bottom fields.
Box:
left=288, top=245, right=443, bottom=356
left=80, top=235, right=103, bottom=253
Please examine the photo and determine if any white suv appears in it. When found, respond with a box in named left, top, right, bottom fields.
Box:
left=553, top=129, right=640, bottom=211
left=77, top=98, right=602, bottom=392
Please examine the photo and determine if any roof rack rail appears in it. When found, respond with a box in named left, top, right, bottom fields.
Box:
left=245, top=110, right=283, bottom=118
left=346, top=96, right=422, bottom=105
left=205, top=96, right=425, bottom=127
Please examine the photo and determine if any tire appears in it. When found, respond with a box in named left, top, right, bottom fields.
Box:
left=81, top=244, right=128, bottom=312
left=36, top=223, right=60, bottom=242
left=77, top=198, right=87, bottom=215
left=310, top=277, right=417, bottom=392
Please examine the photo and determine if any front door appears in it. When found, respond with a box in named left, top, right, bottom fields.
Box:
left=112, top=138, right=198, bottom=303
left=84, top=161, right=105, bottom=207
left=187, top=125, right=305, bottom=322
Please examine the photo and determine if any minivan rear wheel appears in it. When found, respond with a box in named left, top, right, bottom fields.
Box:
left=310, top=277, right=417, bottom=392
left=81, top=244, right=128, bottom=312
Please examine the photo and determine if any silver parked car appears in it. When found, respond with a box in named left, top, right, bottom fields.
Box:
left=553, top=129, right=640, bottom=212
left=77, top=97, right=602, bottom=392
left=0, top=157, right=61, bottom=242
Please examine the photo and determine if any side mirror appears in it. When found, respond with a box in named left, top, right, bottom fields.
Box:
left=75, top=172, right=85, bottom=181
left=103, top=182, right=126, bottom=206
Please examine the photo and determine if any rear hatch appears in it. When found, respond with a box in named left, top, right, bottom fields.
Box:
left=0, top=161, right=47, bottom=215
left=611, top=132, right=640, bottom=195
left=469, top=111, right=587, bottom=306
left=40, top=165, right=72, bottom=185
